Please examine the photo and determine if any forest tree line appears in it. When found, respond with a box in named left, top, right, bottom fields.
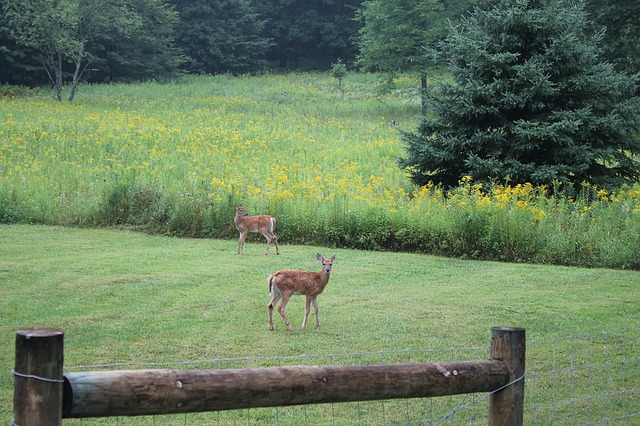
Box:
left=0, top=0, right=638, bottom=88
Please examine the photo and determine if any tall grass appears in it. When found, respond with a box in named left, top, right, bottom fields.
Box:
left=1, top=73, right=638, bottom=269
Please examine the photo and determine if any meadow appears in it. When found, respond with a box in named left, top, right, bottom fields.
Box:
left=1, top=225, right=638, bottom=424
left=1, top=73, right=639, bottom=269
left=1, top=73, right=639, bottom=423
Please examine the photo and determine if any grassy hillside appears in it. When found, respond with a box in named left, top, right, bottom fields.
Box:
left=1, top=73, right=639, bottom=268
left=1, top=225, right=638, bottom=424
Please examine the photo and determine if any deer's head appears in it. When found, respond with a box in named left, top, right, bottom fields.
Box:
left=317, top=253, right=336, bottom=275
left=236, top=205, right=248, bottom=217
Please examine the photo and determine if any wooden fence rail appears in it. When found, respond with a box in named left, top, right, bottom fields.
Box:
left=13, top=326, right=525, bottom=425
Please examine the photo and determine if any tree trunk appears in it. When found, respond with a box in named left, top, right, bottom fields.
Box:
left=55, top=50, right=63, bottom=102
left=421, top=73, right=428, bottom=116
left=69, top=55, right=82, bottom=102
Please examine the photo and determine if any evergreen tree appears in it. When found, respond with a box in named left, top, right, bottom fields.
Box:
left=254, top=0, right=362, bottom=70
left=172, top=0, right=271, bottom=75
left=585, top=0, right=640, bottom=75
left=399, top=0, right=640, bottom=190
left=0, top=9, right=45, bottom=85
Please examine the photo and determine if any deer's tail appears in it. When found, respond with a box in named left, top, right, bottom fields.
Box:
left=269, top=217, right=276, bottom=234
left=268, top=274, right=274, bottom=295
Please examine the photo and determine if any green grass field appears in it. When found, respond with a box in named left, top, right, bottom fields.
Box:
left=2, top=72, right=639, bottom=423
left=2, top=225, right=638, bottom=424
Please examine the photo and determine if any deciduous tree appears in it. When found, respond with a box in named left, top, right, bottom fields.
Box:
left=5, top=0, right=85, bottom=100
left=4, top=0, right=182, bottom=98
left=356, top=0, right=475, bottom=115
left=92, top=0, right=185, bottom=82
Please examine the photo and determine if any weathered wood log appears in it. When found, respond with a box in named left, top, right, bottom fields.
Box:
left=488, top=327, right=526, bottom=426
left=13, top=328, right=65, bottom=425
left=63, top=360, right=510, bottom=418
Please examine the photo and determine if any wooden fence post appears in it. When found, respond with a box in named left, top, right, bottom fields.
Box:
left=13, top=328, right=65, bottom=426
left=11, top=326, right=524, bottom=423
left=488, top=326, right=525, bottom=426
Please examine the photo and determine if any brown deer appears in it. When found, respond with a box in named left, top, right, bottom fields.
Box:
left=234, top=205, right=279, bottom=255
left=268, top=253, right=336, bottom=331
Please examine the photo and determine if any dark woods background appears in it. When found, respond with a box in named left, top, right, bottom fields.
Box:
left=0, top=0, right=637, bottom=86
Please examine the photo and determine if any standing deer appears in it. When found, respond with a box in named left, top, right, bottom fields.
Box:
left=268, top=253, right=336, bottom=331
left=234, top=205, right=279, bottom=255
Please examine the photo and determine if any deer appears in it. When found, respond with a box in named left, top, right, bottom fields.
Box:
left=234, top=205, right=279, bottom=255
left=268, top=253, right=336, bottom=331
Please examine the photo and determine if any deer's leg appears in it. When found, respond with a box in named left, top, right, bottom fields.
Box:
left=238, top=231, right=247, bottom=255
left=261, top=230, right=272, bottom=255
left=261, top=229, right=279, bottom=255
left=264, top=219, right=279, bottom=255
left=302, top=296, right=312, bottom=329
left=271, top=233, right=279, bottom=255
left=277, top=293, right=294, bottom=331
left=267, top=290, right=281, bottom=331
left=311, top=297, right=320, bottom=328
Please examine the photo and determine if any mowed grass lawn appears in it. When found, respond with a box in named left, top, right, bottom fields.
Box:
left=1, top=225, right=639, bottom=423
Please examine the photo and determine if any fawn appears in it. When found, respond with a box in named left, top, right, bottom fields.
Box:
left=268, top=253, right=336, bottom=331
left=234, top=205, right=279, bottom=255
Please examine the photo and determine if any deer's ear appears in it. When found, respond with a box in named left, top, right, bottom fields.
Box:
left=330, top=254, right=336, bottom=261
left=316, top=253, right=323, bottom=262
